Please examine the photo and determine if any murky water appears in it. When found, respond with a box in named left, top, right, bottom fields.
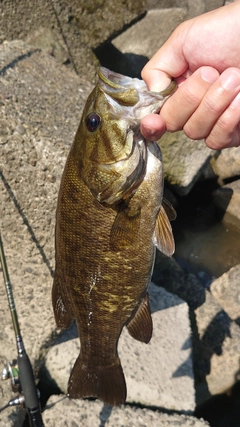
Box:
left=170, top=180, right=240, bottom=287
left=174, top=220, right=240, bottom=287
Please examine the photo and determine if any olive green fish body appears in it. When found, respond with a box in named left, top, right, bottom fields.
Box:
left=53, top=67, right=176, bottom=406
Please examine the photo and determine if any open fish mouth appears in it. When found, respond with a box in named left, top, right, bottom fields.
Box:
left=98, top=66, right=177, bottom=121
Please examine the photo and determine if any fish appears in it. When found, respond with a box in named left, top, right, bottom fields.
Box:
left=52, top=67, right=176, bottom=406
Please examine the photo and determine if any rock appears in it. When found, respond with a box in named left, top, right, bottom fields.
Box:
left=187, top=0, right=225, bottom=18
left=0, top=39, right=92, bottom=417
left=111, top=8, right=187, bottom=77
left=0, top=0, right=146, bottom=80
left=210, top=265, right=240, bottom=321
left=113, top=8, right=188, bottom=58
left=42, top=394, right=210, bottom=427
left=0, top=408, right=25, bottom=427
left=152, top=253, right=240, bottom=406
left=26, top=28, right=69, bottom=64
left=205, top=0, right=226, bottom=12
left=159, top=132, right=216, bottom=195
left=194, top=290, right=240, bottom=405
left=147, top=0, right=187, bottom=8
left=213, top=179, right=240, bottom=229
left=211, top=146, right=240, bottom=181
left=153, top=251, right=205, bottom=311
left=43, top=283, right=195, bottom=412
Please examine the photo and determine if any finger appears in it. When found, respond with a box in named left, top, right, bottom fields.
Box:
left=141, top=23, right=189, bottom=92
left=183, top=68, right=240, bottom=141
left=205, top=92, right=240, bottom=149
left=160, top=66, right=220, bottom=131
left=140, top=113, right=166, bottom=141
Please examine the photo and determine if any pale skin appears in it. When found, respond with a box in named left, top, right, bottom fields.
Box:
left=140, top=0, right=240, bottom=149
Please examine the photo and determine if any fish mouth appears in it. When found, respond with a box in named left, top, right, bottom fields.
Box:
left=98, top=67, right=177, bottom=117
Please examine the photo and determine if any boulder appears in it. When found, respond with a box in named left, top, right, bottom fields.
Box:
left=42, top=394, right=210, bottom=427
left=159, top=132, right=216, bottom=195
left=111, top=8, right=187, bottom=76
left=211, top=146, right=240, bottom=181
left=153, top=251, right=205, bottom=311
left=210, top=264, right=240, bottom=321
left=213, top=179, right=240, bottom=229
left=0, top=0, right=146, bottom=80
left=194, top=290, right=240, bottom=405
left=0, top=39, right=91, bottom=419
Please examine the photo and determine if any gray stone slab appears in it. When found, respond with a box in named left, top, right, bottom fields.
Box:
left=195, top=290, right=240, bottom=405
left=159, top=131, right=215, bottom=195
left=210, top=264, right=240, bottom=321
left=44, top=283, right=195, bottom=412
left=0, top=39, right=92, bottom=421
left=112, top=8, right=187, bottom=59
left=213, top=179, right=240, bottom=229
left=0, top=0, right=146, bottom=79
left=147, top=0, right=188, bottom=8
left=153, top=251, right=205, bottom=311
left=212, top=146, right=240, bottom=180
left=42, top=394, right=210, bottom=427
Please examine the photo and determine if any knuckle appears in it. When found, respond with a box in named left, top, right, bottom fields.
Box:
left=202, top=96, right=223, bottom=116
left=183, top=122, right=203, bottom=140
left=183, top=86, right=203, bottom=107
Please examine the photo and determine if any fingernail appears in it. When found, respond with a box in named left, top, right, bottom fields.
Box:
left=142, top=125, right=158, bottom=137
left=221, top=70, right=240, bottom=90
left=201, top=66, right=219, bottom=83
left=149, top=76, right=172, bottom=92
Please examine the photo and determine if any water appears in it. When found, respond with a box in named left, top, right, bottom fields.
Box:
left=171, top=179, right=240, bottom=288
left=174, top=220, right=240, bottom=287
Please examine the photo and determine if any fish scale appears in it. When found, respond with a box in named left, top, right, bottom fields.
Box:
left=52, top=67, right=176, bottom=406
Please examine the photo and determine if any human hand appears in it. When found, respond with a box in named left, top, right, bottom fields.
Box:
left=141, top=1, right=240, bottom=149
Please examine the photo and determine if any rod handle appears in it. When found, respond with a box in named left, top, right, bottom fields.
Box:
left=18, top=353, right=44, bottom=427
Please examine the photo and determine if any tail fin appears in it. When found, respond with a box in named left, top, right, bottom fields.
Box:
left=67, top=353, right=126, bottom=406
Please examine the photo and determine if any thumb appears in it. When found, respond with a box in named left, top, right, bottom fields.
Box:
left=141, top=24, right=189, bottom=91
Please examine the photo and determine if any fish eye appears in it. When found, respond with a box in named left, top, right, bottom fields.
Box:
left=85, top=112, right=101, bottom=132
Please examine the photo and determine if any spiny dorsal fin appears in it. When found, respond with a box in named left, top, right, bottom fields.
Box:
left=126, top=293, right=152, bottom=344
left=153, top=204, right=175, bottom=257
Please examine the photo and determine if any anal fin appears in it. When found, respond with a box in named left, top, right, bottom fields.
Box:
left=126, top=293, right=152, bottom=344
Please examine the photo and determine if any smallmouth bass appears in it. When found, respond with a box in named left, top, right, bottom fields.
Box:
left=52, top=67, right=176, bottom=406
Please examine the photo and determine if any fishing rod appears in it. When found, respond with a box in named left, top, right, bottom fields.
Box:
left=0, top=232, right=45, bottom=427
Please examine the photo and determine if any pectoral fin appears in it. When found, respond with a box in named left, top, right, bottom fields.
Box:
left=126, top=293, right=152, bottom=344
left=110, top=205, right=141, bottom=251
left=153, top=203, right=175, bottom=257
left=162, top=197, right=177, bottom=221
